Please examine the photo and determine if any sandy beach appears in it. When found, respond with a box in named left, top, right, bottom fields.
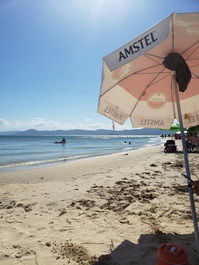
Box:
left=0, top=143, right=199, bottom=265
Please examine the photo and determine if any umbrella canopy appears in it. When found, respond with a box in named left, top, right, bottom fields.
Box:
left=169, top=123, right=180, bottom=132
left=169, top=123, right=187, bottom=133
left=98, top=13, right=199, bottom=130
left=161, top=124, right=181, bottom=135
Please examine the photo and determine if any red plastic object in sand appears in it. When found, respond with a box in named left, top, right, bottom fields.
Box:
left=156, top=244, right=190, bottom=265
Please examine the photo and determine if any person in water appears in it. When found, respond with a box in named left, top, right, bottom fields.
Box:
left=62, top=137, right=66, bottom=143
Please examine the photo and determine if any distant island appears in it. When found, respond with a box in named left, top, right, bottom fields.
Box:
left=0, top=128, right=171, bottom=136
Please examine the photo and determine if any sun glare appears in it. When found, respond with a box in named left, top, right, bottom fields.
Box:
left=72, top=0, right=128, bottom=21
left=48, top=0, right=145, bottom=26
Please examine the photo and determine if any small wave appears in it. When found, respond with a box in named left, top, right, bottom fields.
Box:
left=148, top=138, right=159, bottom=143
left=0, top=154, right=90, bottom=169
left=142, top=142, right=161, bottom=148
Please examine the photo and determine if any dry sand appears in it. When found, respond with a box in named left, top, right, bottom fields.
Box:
left=0, top=142, right=199, bottom=265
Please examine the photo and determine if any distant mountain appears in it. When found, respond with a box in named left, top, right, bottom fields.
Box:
left=0, top=130, right=19, bottom=135
left=0, top=128, right=171, bottom=136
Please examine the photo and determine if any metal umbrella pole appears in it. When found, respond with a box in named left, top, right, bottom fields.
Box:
left=173, top=72, right=199, bottom=257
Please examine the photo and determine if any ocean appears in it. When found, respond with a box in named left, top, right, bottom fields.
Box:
left=0, top=135, right=162, bottom=170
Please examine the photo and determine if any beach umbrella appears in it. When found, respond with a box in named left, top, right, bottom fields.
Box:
left=170, top=123, right=180, bottom=132
left=161, top=123, right=186, bottom=135
left=98, top=12, right=199, bottom=255
left=169, top=123, right=187, bottom=133
left=169, top=123, right=187, bottom=137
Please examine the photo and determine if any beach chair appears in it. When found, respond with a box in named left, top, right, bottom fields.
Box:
left=186, top=136, right=199, bottom=152
left=164, top=140, right=177, bottom=153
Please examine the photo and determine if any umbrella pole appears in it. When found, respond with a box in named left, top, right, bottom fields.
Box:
left=173, top=74, right=199, bottom=257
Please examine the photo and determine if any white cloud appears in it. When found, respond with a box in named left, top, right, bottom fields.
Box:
left=0, top=117, right=134, bottom=131
left=0, top=117, right=72, bottom=131
left=0, top=118, right=10, bottom=127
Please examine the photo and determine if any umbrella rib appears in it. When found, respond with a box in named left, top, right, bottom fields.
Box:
left=187, top=58, right=199, bottom=61
left=185, top=45, right=199, bottom=60
left=100, top=64, right=161, bottom=98
left=129, top=67, right=166, bottom=116
left=172, top=13, right=174, bottom=52
left=149, top=73, right=170, bottom=86
left=181, top=41, right=199, bottom=56
left=191, top=72, right=199, bottom=78
left=135, top=72, right=170, bottom=74
left=170, top=74, right=177, bottom=119
left=145, top=53, right=164, bottom=59
left=143, top=54, right=162, bottom=65
left=190, top=63, right=199, bottom=69
left=127, top=63, right=161, bottom=74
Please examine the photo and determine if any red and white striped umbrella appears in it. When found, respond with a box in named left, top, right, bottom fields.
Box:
left=98, top=12, right=199, bottom=130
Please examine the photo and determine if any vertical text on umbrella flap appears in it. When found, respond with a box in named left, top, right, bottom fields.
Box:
left=104, top=14, right=171, bottom=71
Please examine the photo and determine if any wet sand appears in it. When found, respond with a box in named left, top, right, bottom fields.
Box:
left=0, top=143, right=199, bottom=265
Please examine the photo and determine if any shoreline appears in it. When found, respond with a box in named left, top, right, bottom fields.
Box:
left=0, top=143, right=199, bottom=264
left=0, top=142, right=163, bottom=175
left=0, top=145, right=163, bottom=184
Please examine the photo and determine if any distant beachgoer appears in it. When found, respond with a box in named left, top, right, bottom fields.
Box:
left=62, top=137, right=66, bottom=143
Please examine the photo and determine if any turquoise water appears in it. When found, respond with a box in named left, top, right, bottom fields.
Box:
left=0, top=135, right=162, bottom=169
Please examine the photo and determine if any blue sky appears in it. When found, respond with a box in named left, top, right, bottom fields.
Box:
left=0, top=0, right=198, bottom=131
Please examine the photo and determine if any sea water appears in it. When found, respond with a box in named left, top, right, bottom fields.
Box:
left=0, top=135, right=162, bottom=170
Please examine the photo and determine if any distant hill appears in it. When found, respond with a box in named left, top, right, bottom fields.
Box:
left=0, top=130, right=19, bottom=136
left=0, top=128, right=171, bottom=136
